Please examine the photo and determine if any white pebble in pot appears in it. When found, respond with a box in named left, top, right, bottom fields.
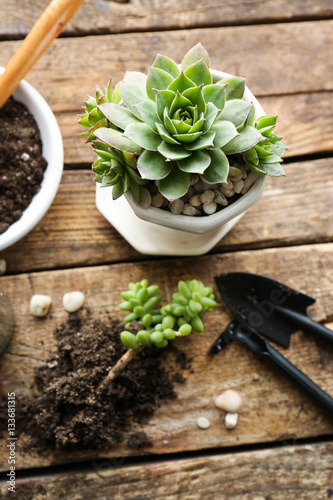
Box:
left=63, top=291, right=85, bottom=313
left=30, top=295, right=52, bottom=317
left=215, top=390, right=243, bottom=412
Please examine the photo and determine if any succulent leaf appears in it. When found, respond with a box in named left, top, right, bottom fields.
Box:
left=185, top=130, right=215, bottom=151
left=137, top=150, right=174, bottom=179
left=210, top=120, right=239, bottom=149
left=134, top=99, right=159, bottom=132
left=152, top=54, right=180, bottom=78
left=168, top=72, right=196, bottom=93
left=118, top=81, right=148, bottom=118
left=155, top=90, right=176, bottom=121
left=202, top=83, right=226, bottom=110
left=218, top=100, right=253, bottom=129
left=98, top=102, right=141, bottom=129
left=173, top=131, right=202, bottom=143
left=159, top=167, right=190, bottom=200
left=217, top=76, right=246, bottom=100
left=158, top=141, right=192, bottom=160
left=155, top=122, right=181, bottom=145
left=200, top=103, right=219, bottom=133
left=181, top=43, right=210, bottom=71
left=94, top=127, right=141, bottom=154
left=201, top=149, right=229, bottom=184
left=146, top=66, right=174, bottom=100
left=177, top=150, right=211, bottom=174
left=182, top=86, right=206, bottom=115
left=123, top=71, right=147, bottom=87
left=124, top=122, right=161, bottom=151
left=222, top=126, right=262, bottom=154
left=184, top=59, right=212, bottom=87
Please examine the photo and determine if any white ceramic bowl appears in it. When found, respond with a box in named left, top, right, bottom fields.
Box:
left=0, top=68, right=63, bottom=251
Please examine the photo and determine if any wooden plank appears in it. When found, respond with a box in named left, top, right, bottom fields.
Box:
left=1, top=158, right=332, bottom=274
left=2, top=0, right=333, bottom=38
left=60, top=91, right=333, bottom=164
left=0, top=244, right=332, bottom=469
left=0, top=20, right=332, bottom=115
left=1, top=442, right=332, bottom=499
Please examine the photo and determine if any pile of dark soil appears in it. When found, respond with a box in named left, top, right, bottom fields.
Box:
left=0, top=97, right=47, bottom=234
left=1, top=315, right=189, bottom=452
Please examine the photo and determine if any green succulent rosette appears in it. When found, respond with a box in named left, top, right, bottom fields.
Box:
left=78, top=43, right=287, bottom=203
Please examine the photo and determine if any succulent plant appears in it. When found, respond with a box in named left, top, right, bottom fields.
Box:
left=244, top=113, right=287, bottom=176
left=119, top=278, right=217, bottom=350
left=78, top=43, right=287, bottom=205
left=78, top=80, right=142, bottom=200
left=98, top=277, right=217, bottom=390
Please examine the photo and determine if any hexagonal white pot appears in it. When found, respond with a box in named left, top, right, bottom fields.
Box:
left=96, top=69, right=266, bottom=256
left=0, top=68, right=63, bottom=251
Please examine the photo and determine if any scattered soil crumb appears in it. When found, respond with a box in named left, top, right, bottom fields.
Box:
left=127, top=431, right=153, bottom=449
left=0, top=97, right=47, bottom=234
left=0, top=316, right=189, bottom=453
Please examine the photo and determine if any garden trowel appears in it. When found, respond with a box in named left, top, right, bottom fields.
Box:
left=214, top=272, right=333, bottom=348
left=210, top=318, right=333, bottom=417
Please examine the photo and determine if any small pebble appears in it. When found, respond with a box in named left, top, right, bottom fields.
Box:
left=181, top=187, right=195, bottom=202
left=189, top=194, right=202, bottom=207
left=197, top=417, right=211, bottom=429
left=169, top=199, right=184, bottom=215
left=222, top=179, right=233, bottom=190
left=21, top=152, right=30, bottom=161
left=220, top=186, right=235, bottom=197
left=238, top=165, right=248, bottom=179
left=63, top=291, right=85, bottom=313
left=213, top=190, right=228, bottom=206
left=192, top=180, right=209, bottom=193
left=215, top=390, right=243, bottom=412
left=241, top=172, right=259, bottom=195
left=228, top=167, right=243, bottom=182
left=30, top=294, right=52, bottom=317
left=47, top=360, right=58, bottom=369
left=151, top=193, right=165, bottom=208
left=182, top=203, right=197, bottom=216
left=253, top=373, right=260, bottom=381
left=233, top=179, right=244, bottom=194
left=203, top=201, right=217, bottom=215
left=138, top=187, right=152, bottom=208
left=163, top=439, right=169, bottom=445
left=0, top=259, right=6, bottom=275
left=200, top=190, right=215, bottom=204
left=225, top=412, right=238, bottom=429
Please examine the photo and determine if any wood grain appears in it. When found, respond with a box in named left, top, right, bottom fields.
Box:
left=1, top=158, right=332, bottom=274
left=1, top=20, right=332, bottom=115
left=0, top=244, right=332, bottom=469
left=1, top=0, right=333, bottom=38
left=1, top=442, right=332, bottom=499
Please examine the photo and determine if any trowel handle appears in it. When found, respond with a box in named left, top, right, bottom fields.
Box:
left=262, top=340, right=333, bottom=418
left=276, top=306, right=333, bottom=345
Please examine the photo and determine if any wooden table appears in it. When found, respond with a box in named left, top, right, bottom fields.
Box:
left=1, top=2, right=333, bottom=498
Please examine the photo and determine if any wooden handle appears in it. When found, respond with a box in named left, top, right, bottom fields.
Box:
left=0, top=0, right=85, bottom=107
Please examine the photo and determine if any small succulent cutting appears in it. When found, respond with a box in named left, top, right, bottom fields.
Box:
left=78, top=43, right=287, bottom=208
left=98, top=278, right=216, bottom=391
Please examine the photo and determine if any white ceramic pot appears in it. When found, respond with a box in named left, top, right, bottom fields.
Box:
left=0, top=68, right=63, bottom=251
left=96, top=69, right=266, bottom=256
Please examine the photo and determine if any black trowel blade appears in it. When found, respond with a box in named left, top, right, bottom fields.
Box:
left=214, top=272, right=316, bottom=348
